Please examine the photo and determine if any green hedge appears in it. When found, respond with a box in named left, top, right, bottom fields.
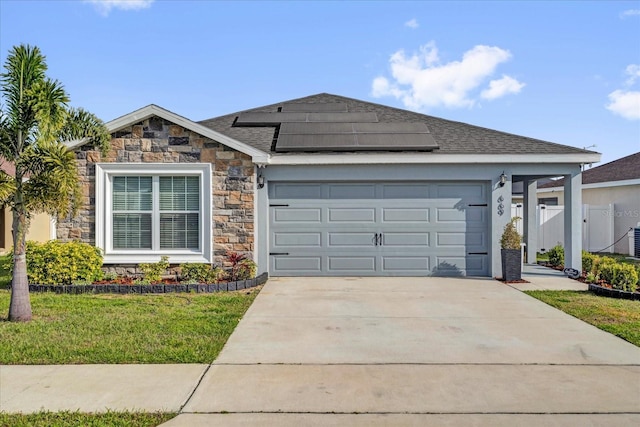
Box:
left=11, top=240, right=104, bottom=285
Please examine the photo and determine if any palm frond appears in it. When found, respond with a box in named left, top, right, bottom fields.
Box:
left=31, top=78, right=69, bottom=143
left=59, top=108, right=110, bottom=154
left=1, top=45, right=47, bottom=121
left=0, top=169, right=16, bottom=207
left=22, top=141, right=81, bottom=218
left=0, top=109, right=13, bottom=160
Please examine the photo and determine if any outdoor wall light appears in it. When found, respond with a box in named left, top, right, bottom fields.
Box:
left=499, top=172, right=507, bottom=187
left=257, top=174, right=265, bottom=189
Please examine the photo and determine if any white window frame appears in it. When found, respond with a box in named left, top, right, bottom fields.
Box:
left=96, top=163, right=212, bottom=264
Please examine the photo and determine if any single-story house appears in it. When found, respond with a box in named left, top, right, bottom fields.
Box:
left=538, top=151, right=640, bottom=254
left=60, top=93, right=600, bottom=276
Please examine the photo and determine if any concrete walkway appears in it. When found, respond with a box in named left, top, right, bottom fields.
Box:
left=2, top=275, right=638, bottom=426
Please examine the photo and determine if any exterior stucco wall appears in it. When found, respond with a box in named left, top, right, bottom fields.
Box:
left=56, top=116, right=255, bottom=266
left=0, top=209, right=53, bottom=254
left=540, top=184, right=640, bottom=254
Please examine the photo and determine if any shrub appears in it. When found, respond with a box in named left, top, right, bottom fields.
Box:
left=138, top=256, right=170, bottom=284
left=596, top=259, right=618, bottom=285
left=180, top=263, right=225, bottom=284
left=582, top=251, right=598, bottom=274
left=13, top=240, right=103, bottom=285
left=235, top=258, right=257, bottom=281
left=500, top=217, right=521, bottom=250
left=547, top=245, right=564, bottom=267
left=585, top=272, right=598, bottom=284
left=611, top=264, right=639, bottom=293
left=226, top=252, right=257, bottom=281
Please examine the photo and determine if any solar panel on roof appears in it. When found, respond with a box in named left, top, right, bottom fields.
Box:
left=307, top=112, right=378, bottom=123
left=355, top=134, right=438, bottom=150
left=280, top=122, right=354, bottom=134
left=279, top=122, right=431, bottom=135
left=280, top=103, right=348, bottom=113
left=276, top=134, right=359, bottom=152
left=235, top=112, right=378, bottom=126
left=274, top=121, right=439, bottom=152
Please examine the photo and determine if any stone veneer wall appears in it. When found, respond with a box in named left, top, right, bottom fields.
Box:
left=56, top=116, right=255, bottom=268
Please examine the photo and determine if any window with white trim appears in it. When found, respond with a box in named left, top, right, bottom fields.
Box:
left=96, top=163, right=212, bottom=264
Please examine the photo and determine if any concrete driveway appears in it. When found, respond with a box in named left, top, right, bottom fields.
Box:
left=166, top=277, right=640, bottom=426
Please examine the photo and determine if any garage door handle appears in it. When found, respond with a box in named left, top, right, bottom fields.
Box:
left=379, top=233, right=383, bottom=246
left=269, top=252, right=289, bottom=256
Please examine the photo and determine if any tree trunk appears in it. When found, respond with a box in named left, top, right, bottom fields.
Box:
left=8, top=207, right=31, bottom=322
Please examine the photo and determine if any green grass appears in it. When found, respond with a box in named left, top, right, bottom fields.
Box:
left=0, top=411, right=175, bottom=427
left=525, top=290, right=640, bottom=347
left=0, top=288, right=259, bottom=364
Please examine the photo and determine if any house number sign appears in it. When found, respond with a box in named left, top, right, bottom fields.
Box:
left=497, top=195, right=505, bottom=216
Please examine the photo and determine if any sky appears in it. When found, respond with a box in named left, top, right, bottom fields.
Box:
left=1, top=0, right=639, bottom=165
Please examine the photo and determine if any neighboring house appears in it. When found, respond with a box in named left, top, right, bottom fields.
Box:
left=0, top=161, right=56, bottom=255
left=59, top=93, right=599, bottom=276
left=538, top=151, right=640, bottom=254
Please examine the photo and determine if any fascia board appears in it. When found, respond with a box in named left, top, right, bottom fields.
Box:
left=267, top=153, right=602, bottom=166
left=537, top=178, right=640, bottom=192
left=583, top=179, right=640, bottom=189
left=70, top=105, right=269, bottom=163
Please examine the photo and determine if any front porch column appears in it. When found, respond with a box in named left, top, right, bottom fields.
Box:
left=564, top=170, right=582, bottom=272
left=523, top=179, right=538, bottom=264
left=491, top=173, right=512, bottom=277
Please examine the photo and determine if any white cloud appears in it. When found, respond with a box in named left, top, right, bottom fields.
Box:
left=625, top=64, right=640, bottom=86
left=405, top=19, right=419, bottom=29
left=606, top=90, right=640, bottom=120
left=481, top=75, right=526, bottom=100
left=620, top=9, right=640, bottom=18
left=371, top=42, right=524, bottom=110
left=606, top=64, right=640, bottom=120
left=84, top=0, right=154, bottom=16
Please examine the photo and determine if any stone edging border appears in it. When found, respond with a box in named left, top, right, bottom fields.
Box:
left=26, top=272, right=268, bottom=294
left=588, top=283, right=640, bottom=301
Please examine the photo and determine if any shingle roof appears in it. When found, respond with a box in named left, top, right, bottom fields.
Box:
left=198, top=93, right=598, bottom=156
left=540, top=151, right=640, bottom=188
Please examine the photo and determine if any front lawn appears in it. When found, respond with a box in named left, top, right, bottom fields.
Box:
left=525, top=290, right=640, bottom=346
left=0, top=411, right=175, bottom=427
left=0, top=288, right=259, bottom=364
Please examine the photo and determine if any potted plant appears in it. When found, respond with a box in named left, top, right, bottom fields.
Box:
left=500, top=217, right=522, bottom=281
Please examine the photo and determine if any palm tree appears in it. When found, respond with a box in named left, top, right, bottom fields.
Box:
left=0, top=44, right=109, bottom=321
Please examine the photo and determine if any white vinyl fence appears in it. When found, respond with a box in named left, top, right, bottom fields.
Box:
left=511, top=204, right=614, bottom=253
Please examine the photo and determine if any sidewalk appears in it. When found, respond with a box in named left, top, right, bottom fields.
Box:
left=515, top=263, right=588, bottom=291
left=0, top=364, right=207, bottom=413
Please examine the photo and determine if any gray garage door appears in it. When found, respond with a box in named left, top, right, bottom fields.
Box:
left=269, top=182, right=489, bottom=276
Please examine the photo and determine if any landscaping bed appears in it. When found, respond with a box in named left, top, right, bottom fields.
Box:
left=587, top=282, right=640, bottom=301
left=539, top=245, right=640, bottom=299
left=25, top=272, right=267, bottom=294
